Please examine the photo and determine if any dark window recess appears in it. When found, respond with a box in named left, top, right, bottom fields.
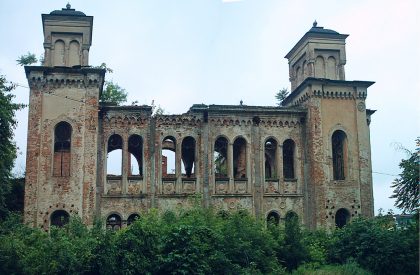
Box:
left=233, top=137, right=247, bottom=179
left=335, top=208, right=350, bottom=228
left=283, top=139, right=295, bottom=179
left=267, top=211, right=280, bottom=226
left=53, top=122, right=72, bottom=177
left=127, top=214, right=140, bottom=226
left=50, top=210, right=69, bottom=227
left=332, top=130, right=346, bottom=180
left=128, top=135, right=143, bottom=176
left=264, top=138, right=277, bottom=179
left=181, top=137, right=196, bottom=178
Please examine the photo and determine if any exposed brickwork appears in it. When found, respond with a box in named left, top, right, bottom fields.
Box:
left=23, top=8, right=375, bottom=230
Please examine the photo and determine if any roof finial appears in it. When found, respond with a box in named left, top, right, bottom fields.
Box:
left=66, top=2, right=71, bottom=9
left=313, top=20, right=318, bottom=27
left=240, top=100, right=243, bottom=106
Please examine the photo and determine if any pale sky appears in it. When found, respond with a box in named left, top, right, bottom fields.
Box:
left=1, top=0, right=419, bottom=214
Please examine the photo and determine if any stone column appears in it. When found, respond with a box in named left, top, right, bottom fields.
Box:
left=176, top=139, right=182, bottom=193
left=228, top=142, right=234, bottom=192
left=122, top=136, right=129, bottom=194
left=277, top=144, right=283, bottom=193
left=246, top=142, right=251, bottom=193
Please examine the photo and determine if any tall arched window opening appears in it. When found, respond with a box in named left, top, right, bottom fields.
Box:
left=233, top=137, right=247, bottom=179
left=335, top=208, right=350, bottom=228
left=53, top=121, right=72, bottom=177
left=315, top=56, right=325, bottom=78
left=181, top=137, right=196, bottom=178
left=332, top=130, right=347, bottom=180
left=106, top=214, right=122, bottom=230
left=214, top=137, right=228, bottom=178
left=50, top=210, right=69, bottom=228
left=264, top=138, right=277, bottom=179
left=128, top=135, right=143, bottom=177
left=162, top=136, right=176, bottom=177
left=283, top=139, right=295, bottom=179
left=107, top=134, right=123, bottom=176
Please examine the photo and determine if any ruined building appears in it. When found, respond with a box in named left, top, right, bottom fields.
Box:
left=24, top=5, right=375, bottom=231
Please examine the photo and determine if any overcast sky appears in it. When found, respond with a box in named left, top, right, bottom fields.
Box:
left=0, top=0, right=418, bottom=214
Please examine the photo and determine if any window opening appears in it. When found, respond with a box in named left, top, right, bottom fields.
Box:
left=50, top=210, right=69, bottom=228
left=283, top=139, right=295, bottom=179
left=53, top=122, right=72, bottom=177
left=214, top=137, right=228, bottom=178
left=181, top=137, right=196, bottom=178
left=233, top=137, right=247, bottom=179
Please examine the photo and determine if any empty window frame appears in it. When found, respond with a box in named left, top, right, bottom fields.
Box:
left=106, top=214, right=122, bottom=230
left=332, top=130, right=347, bottom=180
left=50, top=210, right=70, bottom=228
left=181, top=136, right=196, bottom=178
left=53, top=121, right=72, bottom=177
left=128, top=135, right=143, bottom=176
left=283, top=139, right=295, bottom=179
left=264, top=138, right=278, bottom=179
left=107, top=134, right=123, bottom=176
left=162, top=136, right=176, bottom=177
left=214, top=137, right=228, bottom=178
left=233, top=137, right=247, bottom=179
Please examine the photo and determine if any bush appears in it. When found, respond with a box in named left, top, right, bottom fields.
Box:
left=328, top=217, right=419, bottom=275
left=293, top=262, right=372, bottom=275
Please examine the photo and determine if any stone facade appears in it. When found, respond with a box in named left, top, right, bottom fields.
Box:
left=24, top=7, right=375, bottom=231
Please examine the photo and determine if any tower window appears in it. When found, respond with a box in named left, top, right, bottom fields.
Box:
left=335, top=208, right=350, bottom=228
left=332, top=130, right=347, bottom=180
left=283, top=139, right=295, bottom=179
left=106, top=214, right=122, bottom=230
left=214, top=137, right=228, bottom=178
left=53, top=122, right=72, bottom=177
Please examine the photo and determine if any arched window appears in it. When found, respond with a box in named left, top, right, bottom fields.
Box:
left=50, top=210, right=69, bottom=227
left=264, top=138, right=278, bottom=179
left=53, top=40, right=65, bottom=66
left=128, top=135, right=143, bottom=176
left=107, top=134, right=123, bottom=176
left=326, top=56, right=337, bottom=79
left=315, top=56, right=325, bottom=78
left=68, top=40, right=80, bottom=67
left=267, top=211, right=280, bottom=226
left=214, top=137, right=228, bottom=178
left=296, top=66, right=301, bottom=83
left=233, top=137, right=247, bottom=179
left=283, top=139, right=295, bottom=179
left=162, top=136, right=176, bottom=177
left=332, top=130, right=347, bottom=180
left=127, top=213, right=140, bottom=226
left=53, top=121, right=72, bottom=177
left=106, top=214, right=122, bottom=230
left=335, top=208, right=350, bottom=228
left=181, top=137, right=196, bottom=178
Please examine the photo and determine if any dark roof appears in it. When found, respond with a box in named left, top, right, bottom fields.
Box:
left=285, top=21, right=348, bottom=59
left=49, top=4, right=86, bottom=16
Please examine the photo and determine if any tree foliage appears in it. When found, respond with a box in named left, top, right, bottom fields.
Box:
left=390, top=138, right=419, bottom=213
left=16, top=52, right=38, bottom=66
left=0, top=75, right=25, bottom=219
left=275, top=88, right=290, bottom=106
left=100, top=81, right=128, bottom=106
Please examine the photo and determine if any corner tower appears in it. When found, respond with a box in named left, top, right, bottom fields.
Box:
left=42, top=3, right=93, bottom=67
left=283, top=23, right=375, bottom=229
left=24, top=5, right=105, bottom=229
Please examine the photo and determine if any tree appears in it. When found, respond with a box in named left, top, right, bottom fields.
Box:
left=275, top=88, right=289, bottom=106
left=100, top=81, right=128, bottom=105
left=0, top=75, right=25, bottom=219
left=390, top=138, right=419, bottom=213
left=16, top=52, right=38, bottom=66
